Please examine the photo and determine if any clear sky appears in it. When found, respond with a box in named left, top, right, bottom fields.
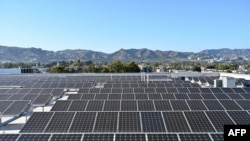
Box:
left=0, top=0, right=249, bottom=53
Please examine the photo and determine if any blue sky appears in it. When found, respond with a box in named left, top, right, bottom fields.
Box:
left=0, top=0, right=249, bottom=53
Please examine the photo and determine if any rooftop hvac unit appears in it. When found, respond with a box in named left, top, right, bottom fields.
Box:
left=214, top=79, right=222, bottom=87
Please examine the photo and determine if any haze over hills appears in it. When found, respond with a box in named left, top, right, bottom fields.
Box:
left=0, top=45, right=249, bottom=63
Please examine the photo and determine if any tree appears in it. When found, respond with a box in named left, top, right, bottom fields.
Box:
left=49, top=65, right=65, bottom=73
left=108, top=60, right=123, bottom=73
left=192, top=65, right=201, bottom=72
left=123, top=61, right=140, bottom=72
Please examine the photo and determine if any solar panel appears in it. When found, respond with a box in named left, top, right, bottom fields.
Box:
left=138, top=100, right=155, bottom=111
left=29, top=88, right=42, bottom=93
left=108, top=94, right=121, bottom=100
left=51, top=89, right=64, bottom=97
left=89, top=88, right=100, bottom=94
left=79, top=88, right=90, bottom=93
left=145, top=88, right=156, bottom=93
left=8, top=94, right=26, bottom=100
left=86, top=101, right=104, bottom=111
left=155, top=88, right=167, bottom=93
left=40, top=89, right=53, bottom=94
left=21, top=112, right=54, bottom=133
left=179, top=134, right=212, bottom=141
left=0, top=134, right=19, bottom=141
left=190, top=83, right=201, bottom=88
left=115, top=134, right=146, bottom=141
left=122, top=83, right=130, bottom=88
left=121, top=101, right=137, bottom=111
left=104, top=101, right=120, bottom=111
left=22, top=94, right=38, bottom=103
left=232, top=88, right=246, bottom=93
left=50, top=134, right=82, bottom=141
left=148, top=94, right=162, bottom=100
left=135, top=94, right=148, bottom=100
left=213, top=94, right=230, bottom=99
left=118, top=112, right=141, bottom=132
left=147, top=134, right=179, bottom=141
left=187, top=100, right=207, bottom=110
left=111, top=88, right=122, bottom=93
left=184, top=111, right=216, bottom=132
left=154, top=100, right=172, bottom=111
left=94, top=112, right=118, bottom=132
left=170, top=100, right=190, bottom=111
left=219, top=100, right=242, bottom=110
left=0, top=101, right=14, bottom=113
left=69, top=112, right=96, bottom=132
left=227, top=93, right=244, bottom=99
left=206, top=111, right=234, bottom=132
left=75, top=82, right=84, bottom=88
left=81, top=94, right=95, bottom=100
left=83, top=134, right=114, bottom=141
left=177, top=88, right=189, bottom=93
left=201, top=94, right=216, bottom=99
left=122, top=94, right=135, bottom=100
left=141, top=112, right=166, bottom=132
left=68, top=94, right=82, bottom=100
left=188, top=88, right=201, bottom=93
left=45, top=112, right=75, bottom=132
left=175, top=94, right=189, bottom=99
left=3, top=100, right=30, bottom=116
left=243, top=88, right=250, bottom=93
left=210, top=88, right=223, bottom=93
left=165, top=84, right=173, bottom=88
left=51, top=100, right=72, bottom=111
left=166, top=88, right=178, bottom=93
left=161, top=94, right=176, bottom=99
left=236, top=100, right=250, bottom=110
left=32, top=94, right=51, bottom=106
left=188, top=94, right=203, bottom=99
left=210, top=134, right=224, bottom=141
left=203, top=100, right=225, bottom=110
left=95, top=94, right=108, bottom=100
left=162, top=112, right=191, bottom=132
left=68, top=101, right=88, bottom=111
left=221, top=88, right=235, bottom=93
left=240, top=94, right=250, bottom=99
left=18, top=88, right=32, bottom=93
left=100, top=88, right=111, bottom=93
left=18, top=134, right=51, bottom=141
left=199, top=88, right=212, bottom=93
left=0, top=94, right=12, bottom=100
left=123, top=88, right=134, bottom=94
left=227, top=111, right=250, bottom=124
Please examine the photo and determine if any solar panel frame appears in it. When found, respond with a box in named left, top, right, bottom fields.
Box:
left=83, top=134, right=114, bottom=141
left=69, top=112, right=96, bottom=132
left=141, top=112, right=166, bottom=132
left=138, top=100, right=155, bottom=111
left=20, top=112, right=54, bottom=133
left=162, top=112, right=191, bottom=132
left=170, top=100, right=190, bottom=111
left=45, top=112, right=75, bottom=133
left=94, top=112, right=118, bottom=132
left=118, top=112, right=141, bottom=132
left=115, top=134, right=146, bottom=141
left=179, top=134, right=212, bottom=141
left=68, top=100, right=88, bottom=111
left=147, top=134, right=179, bottom=141
left=184, top=111, right=216, bottom=132
left=206, top=111, right=235, bottom=132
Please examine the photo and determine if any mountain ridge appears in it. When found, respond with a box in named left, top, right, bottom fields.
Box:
left=0, top=45, right=249, bottom=62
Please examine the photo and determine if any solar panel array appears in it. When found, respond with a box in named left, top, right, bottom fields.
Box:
left=1, top=74, right=250, bottom=141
